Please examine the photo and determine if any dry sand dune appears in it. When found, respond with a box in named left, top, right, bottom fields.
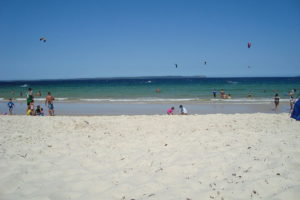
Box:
left=0, top=114, right=299, bottom=200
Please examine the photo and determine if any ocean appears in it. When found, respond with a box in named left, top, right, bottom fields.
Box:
left=0, top=77, right=299, bottom=103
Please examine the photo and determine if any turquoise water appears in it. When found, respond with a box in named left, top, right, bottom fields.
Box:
left=0, top=77, right=299, bottom=102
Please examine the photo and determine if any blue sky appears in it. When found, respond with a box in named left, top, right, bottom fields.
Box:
left=0, top=0, right=300, bottom=80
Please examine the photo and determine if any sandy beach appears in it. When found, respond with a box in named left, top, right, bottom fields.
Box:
left=0, top=113, right=299, bottom=200
left=1, top=0, right=300, bottom=199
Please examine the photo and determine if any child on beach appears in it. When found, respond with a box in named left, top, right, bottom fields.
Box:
left=167, top=107, right=174, bottom=115
left=35, top=105, right=43, bottom=116
left=40, top=108, right=44, bottom=116
left=7, top=98, right=15, bottom=115
left=179, top=105, right=188, bottom=115
left=26, top=100, right=35, bottom=116
left=26, top=106, right=32, bottom=116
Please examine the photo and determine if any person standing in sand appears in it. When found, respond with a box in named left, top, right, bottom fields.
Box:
left=7, top=98, right=15, bottom=115
left=274, top=93, right=280, bottom=112
left=45, top=92, right=55, bottom=116
left=289, top=96, right=295, bottom=113
left=26, top=88, right=34, bottom=105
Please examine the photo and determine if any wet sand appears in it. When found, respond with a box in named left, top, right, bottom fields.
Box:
left=0, top=101, right=291, bottom=115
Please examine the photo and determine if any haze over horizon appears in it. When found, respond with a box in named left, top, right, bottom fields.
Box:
left=1, top=0, right=300, bottom=80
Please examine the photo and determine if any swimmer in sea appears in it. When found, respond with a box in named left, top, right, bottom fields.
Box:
left=36, top=91, right=42, bottom=97
left=220, top=89, right=225, bottom=99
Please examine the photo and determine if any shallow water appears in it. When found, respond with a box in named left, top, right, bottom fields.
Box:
left=0, top=77, right=299, bottom=103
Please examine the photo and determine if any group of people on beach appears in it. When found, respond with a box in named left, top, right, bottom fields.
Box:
left=167, top=105, right=188, bottom=115
left=4, top=87, right=299, bottom=115
left=272, top=89, right=297, bottom=112
left=5, top=88, right=55, bottom=116
left=211, top=88, right=298, bottom=113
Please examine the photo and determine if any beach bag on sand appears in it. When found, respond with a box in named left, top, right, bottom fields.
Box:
left=291, top=99, right=300, bottom=121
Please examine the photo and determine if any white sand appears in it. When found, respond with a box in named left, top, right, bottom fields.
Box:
left=0, top=114, right=299, bottom=200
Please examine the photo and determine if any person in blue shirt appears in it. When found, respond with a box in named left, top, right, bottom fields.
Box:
left=7, top=98, right=15, bottom=115
left=212, top=89, right=217, bottom=98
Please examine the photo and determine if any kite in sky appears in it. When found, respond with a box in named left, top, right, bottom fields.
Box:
left=248, top=42, right=251, bottom=48
left=39, top=37, right=46, bottom=43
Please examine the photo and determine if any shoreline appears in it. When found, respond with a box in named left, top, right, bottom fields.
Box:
left=0, top=101, right=291, bottom=115
left=0, top=97, right=293, bottom=103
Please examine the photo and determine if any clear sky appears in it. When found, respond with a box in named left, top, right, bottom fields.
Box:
left=0, top=0, right=300, bottom=80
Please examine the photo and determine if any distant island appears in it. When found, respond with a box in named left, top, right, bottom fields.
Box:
left=76, top=75, right=208, bottom=80
left=0, top=76, right=207, bottom=82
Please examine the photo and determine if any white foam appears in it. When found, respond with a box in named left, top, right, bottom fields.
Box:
left=15, top=97, right=68, bottom=101
left=109, top=98, right=196, bottom=102
left=210, top=98, right=290, bottom=102
left=79, top=98, right=112, bottom=102
left=34, top=98, right=45, bottom=101
left=227, top=81, right=238, bottom=84
left=79, top=98, right=199, bottom=102
left=16, top=98, right=26, bottom=101
left=55, top=98, right=68, bottom=101
left=34, top=97, right=68, bottom=101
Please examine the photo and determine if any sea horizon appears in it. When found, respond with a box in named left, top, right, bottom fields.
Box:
left=1, top=75, right=300, bottom=82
